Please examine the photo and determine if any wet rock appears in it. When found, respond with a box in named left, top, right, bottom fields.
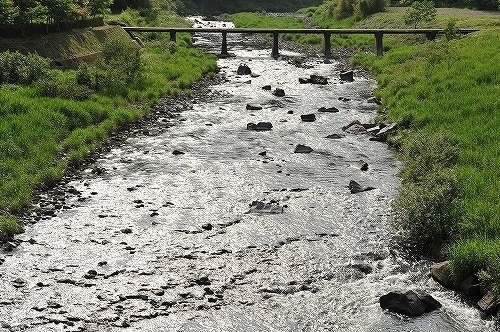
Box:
left=236, top=64, right=251, bottom=75
left=318, top=106, right=339, bottom=113
left=375, top=123, right=397, bottom=140
left=152, top=289, right=165, bottom=296
left=294, top=144, right=313, bottom=154
left=349, top=262, right=373, bottom=274
left=273, top=88, right=285, bottom=97
left=340, top=70, right=354, bottom=82
left=262, top=85, right=271, bottom=90
left=201, top=223, right=213, bottom=231
left=120, top=228, right=132, bottom=234
left=57, top=278, right=77, bottom=285
left=325, top=133, right=344, bottom=139
left=47, top=300, right=63, bottom=308
left=379, top=290, right=442, bottom=316
left=478, top=291, right=499, bottom=315
left=246, top=103, right=263, bottom=110
left=194, top=276, right=211, bottom=286
left=246, top=201, right=284, bottom=214
left=349, top=180, right=375, bottom=194
left=12, top=277, right=27, bottom=288
left=430, top=261, right=454, bottom=289
left=459, top=275, right=481, bottom=299
left=367, top=96, right=382, bottom=105
left=247, top=122, right=273, bottom=131
left=299, top=75, right=328, bottom=85
left=353, top=160, right=369, bottom=171
left=258, top=151, right=267, bottom=156
left=287, top=110, right=294, bottom=114
left=300, top=114, right=316, bottom=122
left=84, top=270, right=97, bottom=279
left=172, top=149, right=185, bottom=155
left=91, top=166, right=106, bottom=175
left=343, top=120, right=367, bottom=134
left=338, top=97, right=351, bottom=102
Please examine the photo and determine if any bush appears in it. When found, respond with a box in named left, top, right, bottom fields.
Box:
left=391, top=131, right=461, bottom=253
left=0, top=215, right=23, bottom=240
left=354, top=0, right=387, bottom=19
left=404, top=0, right=437, bottom=28
left=324, top=0, right=386, bottom=20
left=101, top=39, right=142, bottom=82
left=35, top=73, right=93, bottom=101
left=0, top=51, right=50, bottom=85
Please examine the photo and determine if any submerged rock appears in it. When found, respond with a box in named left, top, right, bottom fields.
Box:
left=299, top=74, right=328, bottom=85
left=273, top=88, right=285, bottom=97
left=349, top=180, right=375, bottom=194
left=325, top=133, right=344, bottom=139
left=318, top=106, right=339, bottom=113
left=294, top=144, right=313, bottom=153
left=246, top=103, right=263, bottom=110
left=247, top=122, right=273, bottom=131
left=300, top=114, right=316, bottom=122
left=262, top=85, right=272, bottom=90
left=340, top=70, right=354, bottom=82
left=380, top=290, right=442, bottom=317
left=246, top=201, right=284, bottom=214
left=237, top=64, right=251, bottom=75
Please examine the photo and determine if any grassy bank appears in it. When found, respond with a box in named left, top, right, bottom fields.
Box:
left=230, top=8, right=500, bottom=292
left=0, top=21, right=217, bottom=240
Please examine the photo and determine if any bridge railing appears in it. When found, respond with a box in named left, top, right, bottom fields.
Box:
left=122, top=27, right=478, bottom=57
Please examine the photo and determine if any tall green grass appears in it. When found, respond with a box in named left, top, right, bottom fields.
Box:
left=0, top=25, right=217, bottom=240
left=354, top=28, right=500, bottom=287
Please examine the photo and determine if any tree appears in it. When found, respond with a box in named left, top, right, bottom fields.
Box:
left=88, top=0, right=112, bottom=18
left=0, top=0, right=15, bottom=25
left=41, top=0, right=73, bottom=24
left=404, top=0, right=437, bottom=28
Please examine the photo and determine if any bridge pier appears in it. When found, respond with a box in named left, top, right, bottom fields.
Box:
left=169, top=30, right=176, bottom=42
left=324, top=32, right=332, bottom=58
left=374, top=32, right=383, bottom=56
left=272, top=31, right=279, bottom=58
left=221, top=31, right=229, bottom=56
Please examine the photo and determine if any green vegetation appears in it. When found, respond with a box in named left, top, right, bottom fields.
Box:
left=0, top=13, right=217, bottom=240
left=404, top=0, right=437, bottom=28
left=352, top=18, right=500, bottom=290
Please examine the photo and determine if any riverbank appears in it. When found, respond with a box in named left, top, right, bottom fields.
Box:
left=0, top=25, right=218, bottom=240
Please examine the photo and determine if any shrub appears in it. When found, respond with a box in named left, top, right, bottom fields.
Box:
left=101, top=39, right=142, bottom=82
left=35, top=73, right=93, bottom=101
left=391, top=131, right=461, bottom=252
left=404, top=0, right=437, bottom=28
left=354, top=0, right=387, bottom=19
left=0, top=51, right=50, bottom=85
left=0, top=215, right=23, bottom=240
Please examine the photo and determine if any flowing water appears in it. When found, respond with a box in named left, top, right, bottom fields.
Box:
left=0, top=20, right=495, bottom=332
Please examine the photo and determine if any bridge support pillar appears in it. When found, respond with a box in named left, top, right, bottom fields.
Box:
left=324, top=32, right=332, bottom=58
left=169, top=30, right=176, bottom=42
left=426, top=31, right=437, bottom=40
left=221, top=31, right=229, bottom=56
left=374, top=32, right=383, bottom=56
left=272, top=31, right=279, bottom=59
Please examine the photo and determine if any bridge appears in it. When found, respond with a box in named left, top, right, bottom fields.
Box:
left=123, top=27, right=477, bottom=57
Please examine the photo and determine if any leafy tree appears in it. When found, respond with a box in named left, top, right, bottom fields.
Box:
left=88, top=0, right=112, bottom=18
left=41, top=0, right=73, bottom=24
left=12, top=0, right=38, bottom=24
left=0, top=0, right=16, bottom=25
left=404, top=0, right=437, bottom=28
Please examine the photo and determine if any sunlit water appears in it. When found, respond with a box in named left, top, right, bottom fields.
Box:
left=0, top=20, right=494, bottom=332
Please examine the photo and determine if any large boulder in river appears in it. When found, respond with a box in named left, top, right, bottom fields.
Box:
left=294, top=144, right=313, bottom=153
left=430, top=261, right=454, bottom=289
left=300, top=114, right=316, bottom=122
left=237, top=64, right=252, bottom=75
left=318, top=106, right=339, bottom=113
left=273, top=88, right=285, bottom=97
left=310, top=74, right=328, bottom=85
left=478, top=291, right=500, bottom=315
left=247, top=122, right=273, bottom=131
left=379, top=290, right=442, bottom=317
left=349, top=180, right=375, bottom=194
left=246, top=103, right=263, bottom=110
left=340, top=70, right=354, bottom=82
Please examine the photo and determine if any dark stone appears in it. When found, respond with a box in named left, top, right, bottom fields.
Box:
left=340, top=70, right=354, bottom=82
left=172, top=150, right=185, bottom=155
left=309, top=74, right=328, bottom=85
left=349, top=180, right=365, bottom=194
left=354, top=160, right=369, bottom=171
left=430, top=261, right=454, bottom=289
left=12, top=278, right=27, bottom=288
left=300, top=114, right=316, bottom=122
left=201, top=223, right=213, bottom=231
left=338, top=97, right=351, bottom=102
left=121, top=228, right=132, bottom=234
left=287, top=110, right=294, bottom=114
left=375, top=123, right=397, bottom=138
left=459, top=275, right=481, bottom=299
left=343, top=120, right=367, bottom=134
left=273, top=88, right=285, bottom=97
left=84, top=270, right=97, bottom=279
left=247, top=122, right=273, bottom=131
left=258, top=151, right=267, bottom=156
left=246, top=201, right=284, bottom=214
left=478, top=291, right=499, bottom=315
left=262, top=85, right=272, bottom=90
left=294, top=144, right=313, bottom=154
left=367, top=96, right=382, bottom=105
left=237, top=64, right=251, bottom=75
left=380, top=290, right=442, bottom=317
left=195, top=276, right=211, bottom=286
left=325, top=134, right=344, bottom=139
left=318, top=106, right=339, bottom=113
left=246, top=103, right=263, bottom=110
left=299, top=77, right=310, bottom=84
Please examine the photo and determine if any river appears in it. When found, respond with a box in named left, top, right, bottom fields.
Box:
left=0, top=19, right=495, bottom=332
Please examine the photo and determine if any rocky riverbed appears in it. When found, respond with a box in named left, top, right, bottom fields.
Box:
left=0, top=23, right=495, bottom=332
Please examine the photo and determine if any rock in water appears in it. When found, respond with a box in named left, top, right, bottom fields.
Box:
left=246, top=201, right=283, bottom=214
left=237, top=64, right=251, bottom=75
left=300, top=114, right=316, bottom=122
left=273, top=88, right=285, bottom=97
left=349, top=180, right=365, bottom=194
left=318, top=106, right=339, bottom=113
left=340, top=70, right=354, bottom=82
left=309, top=74, right=328, bottom=85
left=247, top=122, right=273, bottom=131
left=294, top=144, right=313, bottom=153
left=172, top=150, right=185, bottom=155
left=430, top=261, right=454, bottom=289
left=246, top=103, right=263, bottom=110
left=379, top=290, right=442, bottom=317
left=262, top=85, right=272, bottom=90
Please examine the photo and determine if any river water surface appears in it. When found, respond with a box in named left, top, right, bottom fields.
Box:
left=0, top=20, right=495, bottom=332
